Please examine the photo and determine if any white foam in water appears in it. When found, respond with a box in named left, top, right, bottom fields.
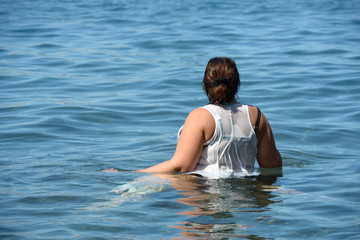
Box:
left=111, top=176, right=170, bottom=196
left=85, top=176, right=171, bottom=210
left=187, top=169, right=259, bottom=179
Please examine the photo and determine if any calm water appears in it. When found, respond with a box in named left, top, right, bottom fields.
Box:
left=1, top=0, right=360, bottom=239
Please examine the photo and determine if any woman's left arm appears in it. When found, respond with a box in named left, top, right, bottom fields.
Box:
left=138, top=108, right=211, bottom=173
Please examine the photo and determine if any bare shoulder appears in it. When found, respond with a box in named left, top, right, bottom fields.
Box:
left=189, top=107, right=212, bottom=115
left=247, top=105, right=258, bottom=121
left=186, top=107, right=213, bottom=122
left=185, top=107, right=215, bottom=129
left=185, top=107, right=215, bottom=142
left=247, top=105, right=265, bottom=128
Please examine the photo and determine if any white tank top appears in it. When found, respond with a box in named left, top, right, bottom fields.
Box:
left=180, top=103, right=258, bottom=178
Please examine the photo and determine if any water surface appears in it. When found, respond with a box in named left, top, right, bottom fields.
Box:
left=1, top=0, right=360, bottom=239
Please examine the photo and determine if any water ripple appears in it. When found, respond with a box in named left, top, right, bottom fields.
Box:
left=1, top=0, right=360, bottom=239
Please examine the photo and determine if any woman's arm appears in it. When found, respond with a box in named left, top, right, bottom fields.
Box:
left=255, top=110, right=282, bottom=168
left=248, top=106, right=282, bottom=168
left=138, top=108, right=214, bottom=173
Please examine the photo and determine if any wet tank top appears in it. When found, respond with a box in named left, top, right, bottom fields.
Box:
left=180, top=103, right=258, bottom=178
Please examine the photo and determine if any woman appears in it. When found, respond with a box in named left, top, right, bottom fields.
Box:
left=138, top=57, right=281, bottom=176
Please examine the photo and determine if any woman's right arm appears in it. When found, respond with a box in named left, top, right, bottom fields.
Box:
left=250, top=107, right=282, bottom=168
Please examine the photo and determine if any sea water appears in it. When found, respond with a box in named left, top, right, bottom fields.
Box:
left=0, top=0, right=359, bottom=239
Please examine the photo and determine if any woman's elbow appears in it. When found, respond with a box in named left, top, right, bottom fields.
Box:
left=174, top=163, right=196, bottom=173
left=257, top=150, right=282, bottom=168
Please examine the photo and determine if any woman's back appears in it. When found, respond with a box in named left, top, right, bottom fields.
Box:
left=194, top=103, right=257, bottom=177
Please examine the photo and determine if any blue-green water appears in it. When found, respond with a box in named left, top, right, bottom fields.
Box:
left=1, top=0, right=360, bottom=239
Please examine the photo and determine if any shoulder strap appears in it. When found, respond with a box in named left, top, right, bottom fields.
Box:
left=254, top=107, right=261, bottom=132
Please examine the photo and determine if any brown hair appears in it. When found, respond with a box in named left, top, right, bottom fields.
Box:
left=203, top=57, right=240, bottom=105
